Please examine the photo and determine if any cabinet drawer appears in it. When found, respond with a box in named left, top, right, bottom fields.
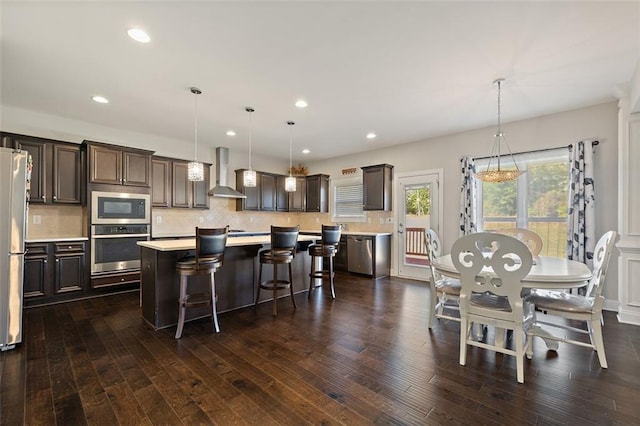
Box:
left=54, top=242, right=85, bottom=253
left=91, top=271, right=140, bottom=288
left=25, top=243, right=49, bottom=256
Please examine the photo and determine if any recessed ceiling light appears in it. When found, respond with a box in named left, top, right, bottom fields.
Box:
left=302, top=149, right=310, bottom=154
left=127, top=28, right=150, bottom=43
left=92, top=95, right=109, bottom=104
left=366, top=132, right=377, bottom=139
left=295, top=99, right=308, bottom=108
left=226, top=130, right=236, bottom=136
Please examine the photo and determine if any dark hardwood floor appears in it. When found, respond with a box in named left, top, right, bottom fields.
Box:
left=2, top=273, right=640, bottom=425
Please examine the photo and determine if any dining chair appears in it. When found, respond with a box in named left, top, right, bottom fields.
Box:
left=174, top=227, right=227, bottom=339
left=452, top=232, right=534, bottom=383
left=494, top=227, right=543, bottom=257
left=425, top=229, right=461, bottom=328
left=255, top=225, right=300, bottom=316
left=525, top=230, right=616, bottom=368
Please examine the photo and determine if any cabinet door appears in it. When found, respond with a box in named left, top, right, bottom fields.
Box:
left=260, top=173, right=276, bottom=211
left=306, top=174, right=329, bottom=212
left=191, top=166, right=210, bottom=209
left=123, top=150, right=151, bottom=187
left=17, top=139, right=47, bottom=204
left=54, top=253, right=85, bottom=294
left=288, top=177, right=307, bottom=212
left=152, top=158, right=171, bottom=207
left=23, top=244, right=50, bottom=299
left=236, top=170, right=260, bottom=211
left=276, top=176, right=288, bottom=212
left=53, top=144, right=81, bottom=204
left=172, top=161, right=191, bottom=208
left=362, top=164, right=393, bottom=211
left=89, top=145, right=122, bottom=184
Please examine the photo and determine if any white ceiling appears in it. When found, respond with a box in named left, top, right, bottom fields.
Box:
left=1, top=1, right=638, bottom=161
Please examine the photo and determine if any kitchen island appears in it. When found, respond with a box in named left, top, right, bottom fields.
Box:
left=138, top=235, right=317, bottom=330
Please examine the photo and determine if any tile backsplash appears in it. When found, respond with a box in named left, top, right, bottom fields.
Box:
left=26, top=198, right=394, bottom=239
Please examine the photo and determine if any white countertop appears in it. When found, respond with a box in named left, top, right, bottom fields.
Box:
left=138, top=234, right=318, bottom=252
left=26, top=236, right=88, bottom=243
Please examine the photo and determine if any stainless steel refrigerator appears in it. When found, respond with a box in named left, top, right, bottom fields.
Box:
left=0, top=147, right=28, bottom=351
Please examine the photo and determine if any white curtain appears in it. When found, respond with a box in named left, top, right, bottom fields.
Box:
left=567, top=140, right=597, bottom=269
left=459, top=156, right=477, bottom=236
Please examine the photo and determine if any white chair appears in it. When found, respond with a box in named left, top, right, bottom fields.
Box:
left=525, top=230, right=616, bottom=368
left=495, top=228, right=543, bottom=257
left=452, top=232, right=534, bottom=384
left=425, top=229, right=461, bottom=328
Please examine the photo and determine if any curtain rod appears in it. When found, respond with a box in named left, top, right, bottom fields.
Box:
left=474, top=140, right=599, bottom=161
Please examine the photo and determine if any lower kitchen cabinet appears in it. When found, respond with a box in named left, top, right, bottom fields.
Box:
left=24, top=240, right=87, bottom=306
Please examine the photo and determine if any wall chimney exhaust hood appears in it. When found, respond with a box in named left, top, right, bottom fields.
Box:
left=208, top=147, right=247, bottom=198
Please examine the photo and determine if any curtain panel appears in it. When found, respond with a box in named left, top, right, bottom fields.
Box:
left=459, top=156, right=477, bottom=236
left=567, top=140, right=597, bottom=269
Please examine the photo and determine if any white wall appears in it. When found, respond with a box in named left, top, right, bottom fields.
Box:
left=307, top=101, right=620, bottom=302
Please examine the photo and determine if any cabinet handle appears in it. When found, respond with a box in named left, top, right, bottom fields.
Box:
left=120, top=278, right=125, bottom=282
left=43, top=260, right=47, bottom=263
left=68, top=246, right=72, bottom=249
left=123, top=179, right=127, bottom=183
left=41, top=195, right=45, bottom=199
left=55, top=259, right=59, bottom=262
left=53, top=195, right=57, bottom=200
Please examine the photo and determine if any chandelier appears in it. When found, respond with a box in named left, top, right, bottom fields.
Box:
left=285, top=121, right=296, bottom=192
left=243, top=107, right=257, bottom=187
left=475, top=78, right=524, bottom=183
left=187, top=87, right=204, bottom=181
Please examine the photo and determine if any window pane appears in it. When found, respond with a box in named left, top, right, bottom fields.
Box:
left=482, top=180, right=516, bottom=230
left=527, top=161, right=569, bottom=257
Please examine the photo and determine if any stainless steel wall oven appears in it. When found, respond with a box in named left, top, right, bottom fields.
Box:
left=90, top=224, right=150, bottom=274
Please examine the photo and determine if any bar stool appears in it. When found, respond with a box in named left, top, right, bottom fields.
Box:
left=308, top=224, right=341, bottom=299
left=175, top=227, right=227, bottom=339
left=255, top=225, right=300, bottom=316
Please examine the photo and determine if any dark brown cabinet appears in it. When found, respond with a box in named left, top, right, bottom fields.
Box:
left=2, top=133, right=82, bottom=205
left=235, top=170, right=277, bottom=211
left=24, top=240, right=86, bottom=306
left=171, top=160, right=210, bottom=209
left=362, top=164, right=393, bottom=211
left=306, top=174, right=329, bottom=213
left=276, top=176, right=289, bottom=212
left=151, top=157, right=172, bottom=207
left=287, top=177, right=307, bottom=212
left=260, top=173, right=277, bottom=211
left=85, top=142, right=152, bottom=187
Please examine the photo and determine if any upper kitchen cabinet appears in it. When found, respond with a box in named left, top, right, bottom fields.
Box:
left=172, top=160, right=211, bottom=209
left=361, top=164, right=393, bottom=211
left=84, top=141, right=153, bottom=187
left=287, top=176, right=307, bottom=212
left=151, top=157, right=172, bottom=207
left=306, top=174, right=329, bottom=213
left=2, top=133, right=82, bottom=205
left=235, top=170, right=277, bottom=211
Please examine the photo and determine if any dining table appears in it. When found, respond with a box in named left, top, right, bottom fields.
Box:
left=431, top=254, right=593, bottom=350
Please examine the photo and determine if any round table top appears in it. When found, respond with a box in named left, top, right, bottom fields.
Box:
left=432, top=254, right=592, bottom=289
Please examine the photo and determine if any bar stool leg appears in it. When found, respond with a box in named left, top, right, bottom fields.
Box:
left=175, top=275, right=188, bottom=339
left=272, top=264, right=278, bottom=316
left=210, top=271, right=220, bottom=333
left=289, top=262, right=296, bottom=309
left=308, top=255, right=316, bottom=298
left=329, top=256, right=335, bottom=299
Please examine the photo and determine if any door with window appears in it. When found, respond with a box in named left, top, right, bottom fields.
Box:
left=396, top=171, right=441, bottom=280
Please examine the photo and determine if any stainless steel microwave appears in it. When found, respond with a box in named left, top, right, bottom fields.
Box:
left=91, top=191, right=150, bottom=224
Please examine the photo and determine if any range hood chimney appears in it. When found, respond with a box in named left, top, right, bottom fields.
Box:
left=208, top=147, right=247, bottom=198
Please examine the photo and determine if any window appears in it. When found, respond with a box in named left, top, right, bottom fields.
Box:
left=331, top=177, right=365, bottom=222
left=476, top=148, right=569, bottom=257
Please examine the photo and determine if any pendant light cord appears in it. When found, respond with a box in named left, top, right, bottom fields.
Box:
left=247, top=107, right=254, bottom=170
left=194, top=91, right=198, bottom=161
left=287, top=121, right=295, bottom=176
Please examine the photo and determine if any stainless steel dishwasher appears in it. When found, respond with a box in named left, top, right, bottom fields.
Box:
left=347, top=235, right=374, bottom=275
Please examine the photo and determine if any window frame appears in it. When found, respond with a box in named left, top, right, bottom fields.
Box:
left=331, top=176, right=366, bottom=223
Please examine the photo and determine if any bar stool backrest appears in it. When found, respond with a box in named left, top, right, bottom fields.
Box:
left=321, top=225, right=341, bottom=247
left=270, top=225, right=300, bottom=255
left=195, top=227, right=228, bottom=268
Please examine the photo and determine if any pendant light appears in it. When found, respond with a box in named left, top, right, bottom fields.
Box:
left=475, top=78, right=524, bottom=183
left=187, top=87, right=204, bottom=181
left=285, top=121, right=296, bottom=192
left=243, top=107, right=257, bottom=187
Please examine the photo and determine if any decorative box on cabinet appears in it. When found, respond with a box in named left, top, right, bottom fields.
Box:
left=171, top=160, right=210, bottom=209
left=1, top=133, right=82, bottom=205
left=24, top=240, right=87, bottom=306
left=306, top=174, right=329, bottom=213
left=84, top=141, right=153, bottom=187
left=361, top=164, right=393, bottom=211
